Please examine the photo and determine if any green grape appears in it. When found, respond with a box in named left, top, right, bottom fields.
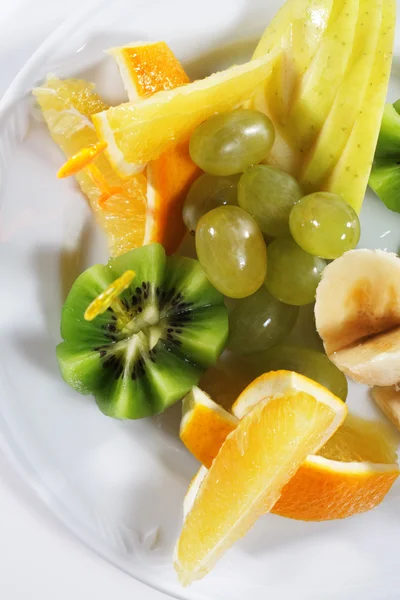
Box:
left=189, top=109, right=275, bottom=176
left=265, top=238, right=326, bottom=306
left=227, top=287, right=299, bottom=355
left=252, top=344, right=348, bottom=401
left=195, top=205, right=267, bottom=299
left=289, top=192, right=360, bottom=259
left=238, top=165, right=303, bottom=237
left=183, top=173, right=240, bottom=234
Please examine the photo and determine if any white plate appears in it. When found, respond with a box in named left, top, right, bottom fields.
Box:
left=1, top=1, right=400, bottom=598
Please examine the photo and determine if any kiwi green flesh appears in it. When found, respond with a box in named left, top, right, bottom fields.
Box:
left=369, top=160, right=400, bottom=213
left=374, top=104, right=400, bottom=159
left=57, top=243, right=228, bottom=419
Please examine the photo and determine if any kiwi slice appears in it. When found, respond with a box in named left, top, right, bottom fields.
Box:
left=57, top=243, right=229, bottom=419
left=369, top=102, right=400, bottom=213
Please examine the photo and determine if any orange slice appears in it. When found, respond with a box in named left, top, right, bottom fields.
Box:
left=33, top=77, right=148, bottom=257
left=35, top=43, right=200, bottom=255
left=180, top=387, right=237, bottom=468
left=93, top=51, right=280, bottom=176
left=111, top=42, right=200, bottom=254
left=174, top=371, right=346, bottom=585
left=180, top=378, right=398, bottom=524
left=108, top=41, right=189, bottom=100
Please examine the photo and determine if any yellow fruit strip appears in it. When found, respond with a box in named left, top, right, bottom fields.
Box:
left=323, top=0, right=396, bottom=211
left=175, top=391, right=342, bottom=584
left=250, top=0, right=336, bottom=174
left=253, top=0, right=335, bottom=125
left=301, top=0, right=382, bottom=192
left=92, top=52, right=280, bottom=174
left=285, top=0, right=360, bottom=158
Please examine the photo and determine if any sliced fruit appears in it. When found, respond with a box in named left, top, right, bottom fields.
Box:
left=301, top=0, right=383, bottom=193
left=57, top=244, right=228, bottom=419
left=111, top=42, right=200, bottom=253
left=145, top=142, right=200, bottom=254
left=174, top=370, right=346, bottom=584
left=369, top=103, right=400, bottom=213
left=373, top=385, right=400, bottom=431
left=274, top=413, right=399, bottom=521
left=323, top=0, right=395, bottom=212
left=33, top=77, right=148, bottom=257
left=286, top=0, right=360, bottom=154
left=252, top=0, right=335, bottom=133
left=92, top=51, right=281, bottom=176
left=180, top=387, right=237, bottom=468
left=184, top=407, right=398, bottom=523
left=36, top=44, right=199, bottom=256
left=315, top=249, right=400, bottom=386
left=108, top=41, right=189, bottom=100
left=250, top=0, right=395, bottom=213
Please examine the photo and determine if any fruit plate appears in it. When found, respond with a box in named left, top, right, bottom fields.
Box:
left=1, top=0, right=400, bottom=598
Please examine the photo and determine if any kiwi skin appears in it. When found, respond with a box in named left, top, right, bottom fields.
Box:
left=369, top=103, right=400, bottom=213
left=57, top=243, right=229, bottom=420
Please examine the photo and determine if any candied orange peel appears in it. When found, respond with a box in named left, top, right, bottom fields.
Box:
left=84, top=269, right=135, bottom=321
left=57, top=141, right=126, bottom=208
left=57, top=142, right=107, bottom=178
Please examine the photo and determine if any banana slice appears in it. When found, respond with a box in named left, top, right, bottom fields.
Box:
left=373, top=385, right=400, bottom=431
left=315, top=249, right=400, bottom=386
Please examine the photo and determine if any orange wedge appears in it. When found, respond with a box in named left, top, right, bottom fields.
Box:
left=180, top=379, right=398, bottom=525
left=35, top=43, right=200, bottom=255
left=110, top=42, right=200, bottom=254
left=180, top=387, right=237, bottom=468
left=33, top=77, right=148, bottom=257
left=108, top=41, right=189, bottom=100
left=93, top=51, right=280, bottom=176
left=174, top=371, right=346, bottom=585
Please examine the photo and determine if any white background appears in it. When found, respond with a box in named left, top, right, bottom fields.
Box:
left=0, top=2, right=166, bottom=598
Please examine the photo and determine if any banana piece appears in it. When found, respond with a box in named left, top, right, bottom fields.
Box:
left=373, top=386, right=400, bottom=431
left=315, top=249, right=400, bottom=386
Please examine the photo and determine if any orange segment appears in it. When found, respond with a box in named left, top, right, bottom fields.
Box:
left=145, top=142, right=200, bottom=253
left=108, top=41, right=189, bottom=100
left=35, top=43, right=200, bottom=256
left=110, top=42, right=200, bottom=254
left=180, top=387, right=237, bottom=468
left=174, top=371, right=346, bottom=585
left=181, top=380, right=398, bottom=525
left=33, top=77, right=148, bottom=257
left=274, top=414, right=399, bottom=521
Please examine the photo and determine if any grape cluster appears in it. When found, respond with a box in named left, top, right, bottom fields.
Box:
left=183, top=108, right=359, bottom=370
